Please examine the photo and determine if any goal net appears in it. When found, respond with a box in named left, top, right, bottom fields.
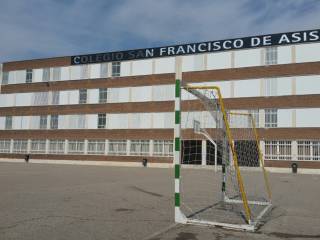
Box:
left=174, top=80, right=272, bottom=231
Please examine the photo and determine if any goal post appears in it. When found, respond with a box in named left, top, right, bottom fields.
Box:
left=174, top=79, right=272, bottom=231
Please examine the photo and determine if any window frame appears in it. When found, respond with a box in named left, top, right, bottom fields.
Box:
left=97, top=113, right=106, bottom=129
left=39, top=115, right=48, bottom=129
left=130, top=140, right=150, bottom=156
left=99, top=88, right=108, bottom=103
left=265, top=140, right=292, bottom=160
left=49, top=139, right=65, bottom=154
left=13, top=139, right=28, bottom=153
left=30, top=139, right=46, bottom=154
left=265, top=47, right=278, bottom=65
left=0, top=139, right=11, bottom=153
left=50, top=115, right=59, bottom=129
left=108, top=140, right=127, bottom=155
left=111, top=62, right=121, bottom=77
left=79, top=89, right=87, bottom=104
left=87, top=140, right=105, bottom=155
left=26, top=69, right=33, bottom=83
left=68, top=140, right=85, bottom=154
left=265, top=109, right=278, bottom=128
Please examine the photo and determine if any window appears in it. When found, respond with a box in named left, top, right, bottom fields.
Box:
left=265, top=140, right=291, bottom=160
left=0, top=140, right=11, bottom=153
left=130, top=140, right=150, bottom=156
left=298, top=141, right=320, bottom=161
left=265, top=109, right=277, bottom=128
left=99, top=88, right=108, bottom=103
left=49, top=140, right=65, bottom=154
left=25, top=69, right=33, bottom=83
left=264, top=78, right=277, bottom=96
left=87, top=140, right=105, bottom=155
left=313, top=142, right=320, bottom=160
left=265, top=47, right=277, bottom=65
left=153, top=140, right=173, bottom=156
left=265, top=141, right=278, bottom=160
left=68, top=140, right=85, bottom=154
left=5, top=116, right=12, bottom=130
left=79, top=89, right=87, bottom=104
left=30, top=140, right=46, bottom=154
left=278, top=141, right=291, bottom=160
left=51, top=91, right=60, bottom=105
left=2, top=72, right=9, bottom=85
left=52, top=67, right=61, bottom=81
left=13, top=140, right=28, bottom=153
left=42, top=68, right=50, bottom=82
left=100, top=63, right=108, bottom=78
left=40, top=115, right=47, bottom=129
left=109, top=140, right=127, bottom=155
left=97, top=114, right=106, bottom=128
left=112, top=62, right=121, bottom=77
left=50, top=115, right=59, bottom=129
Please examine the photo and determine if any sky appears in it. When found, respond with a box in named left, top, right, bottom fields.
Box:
left=0, top=0, right=319, bottom=63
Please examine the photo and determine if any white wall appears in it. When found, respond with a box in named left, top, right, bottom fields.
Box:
left=88, top=89, right=99, bottom=104
left=182, top=54, right=205, bottom=72
left=296, top=108, right=320, bottom=127
left=207, top=52, right=232, bottom=70
left=278, top=46, right=292, bottom=64
left=155, top=57, right=175, bottom=74
left=131, top=86, right=152, bottom=102
left=90, top=64, right=101, bottom=79
left=152, top=112, right=173, bottom=128
left=69, top=90, right=79, bottom=104
left=129, top=113, right=152, bottom=129
left=87, top=114, right=98, bottom=129
left=59, top=91, right=69, bottom=105
left=234, top=49, right=261, bottom=68
left=0, top=94, right=14, bottom=107
left=15, top=93, right=32, bottom=106
left=152, top=85, right=175, bottom=101
left=132, top=59, right=152, bottom=75
left=0, top=117, right=5, bottom=129
left=234, top=79, right=260, bottom=97
left=34, top=69, right=43, bottom=82
left=61, top=67, right=70, bottom=81
left=120, top=61, right=131, bottom=77
left=108, top=88, right=130, bottom=103
left=296, top=75, right=320, bottom=95
left=30, top=116, right=40, bottom=129
left=58, top=115, right=68, bottom=129
left=277, top=77, right=292, bottom=96
left=296, top=42, right=320, bottom=63
left=278, top=109, right=292, bottom=127
left=70, top=66, right=81, bottom=80
left=108, top=114, right=128, bottom=129
left=15, top=70, right=26, bottom=84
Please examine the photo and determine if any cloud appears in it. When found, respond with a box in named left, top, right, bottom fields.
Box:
left=0, top=0, right=319, bottom=62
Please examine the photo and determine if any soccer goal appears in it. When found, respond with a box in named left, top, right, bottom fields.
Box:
left=174, top=79, right=272, bottom=231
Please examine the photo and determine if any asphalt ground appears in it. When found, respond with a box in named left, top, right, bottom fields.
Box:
left=0, top=162, right=320, bottom=240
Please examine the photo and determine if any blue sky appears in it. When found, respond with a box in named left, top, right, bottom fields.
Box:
left=0, top=0, right=319, bottom=62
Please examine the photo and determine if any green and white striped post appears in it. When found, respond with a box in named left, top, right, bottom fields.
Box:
left=174, top=78, right=186, bottom=223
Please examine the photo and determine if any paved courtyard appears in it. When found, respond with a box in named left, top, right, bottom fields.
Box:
left=0, top=162, right=320, bottom=240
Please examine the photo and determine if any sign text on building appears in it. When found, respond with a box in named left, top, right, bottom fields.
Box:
left=71, top=29, right=320, bottom=65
